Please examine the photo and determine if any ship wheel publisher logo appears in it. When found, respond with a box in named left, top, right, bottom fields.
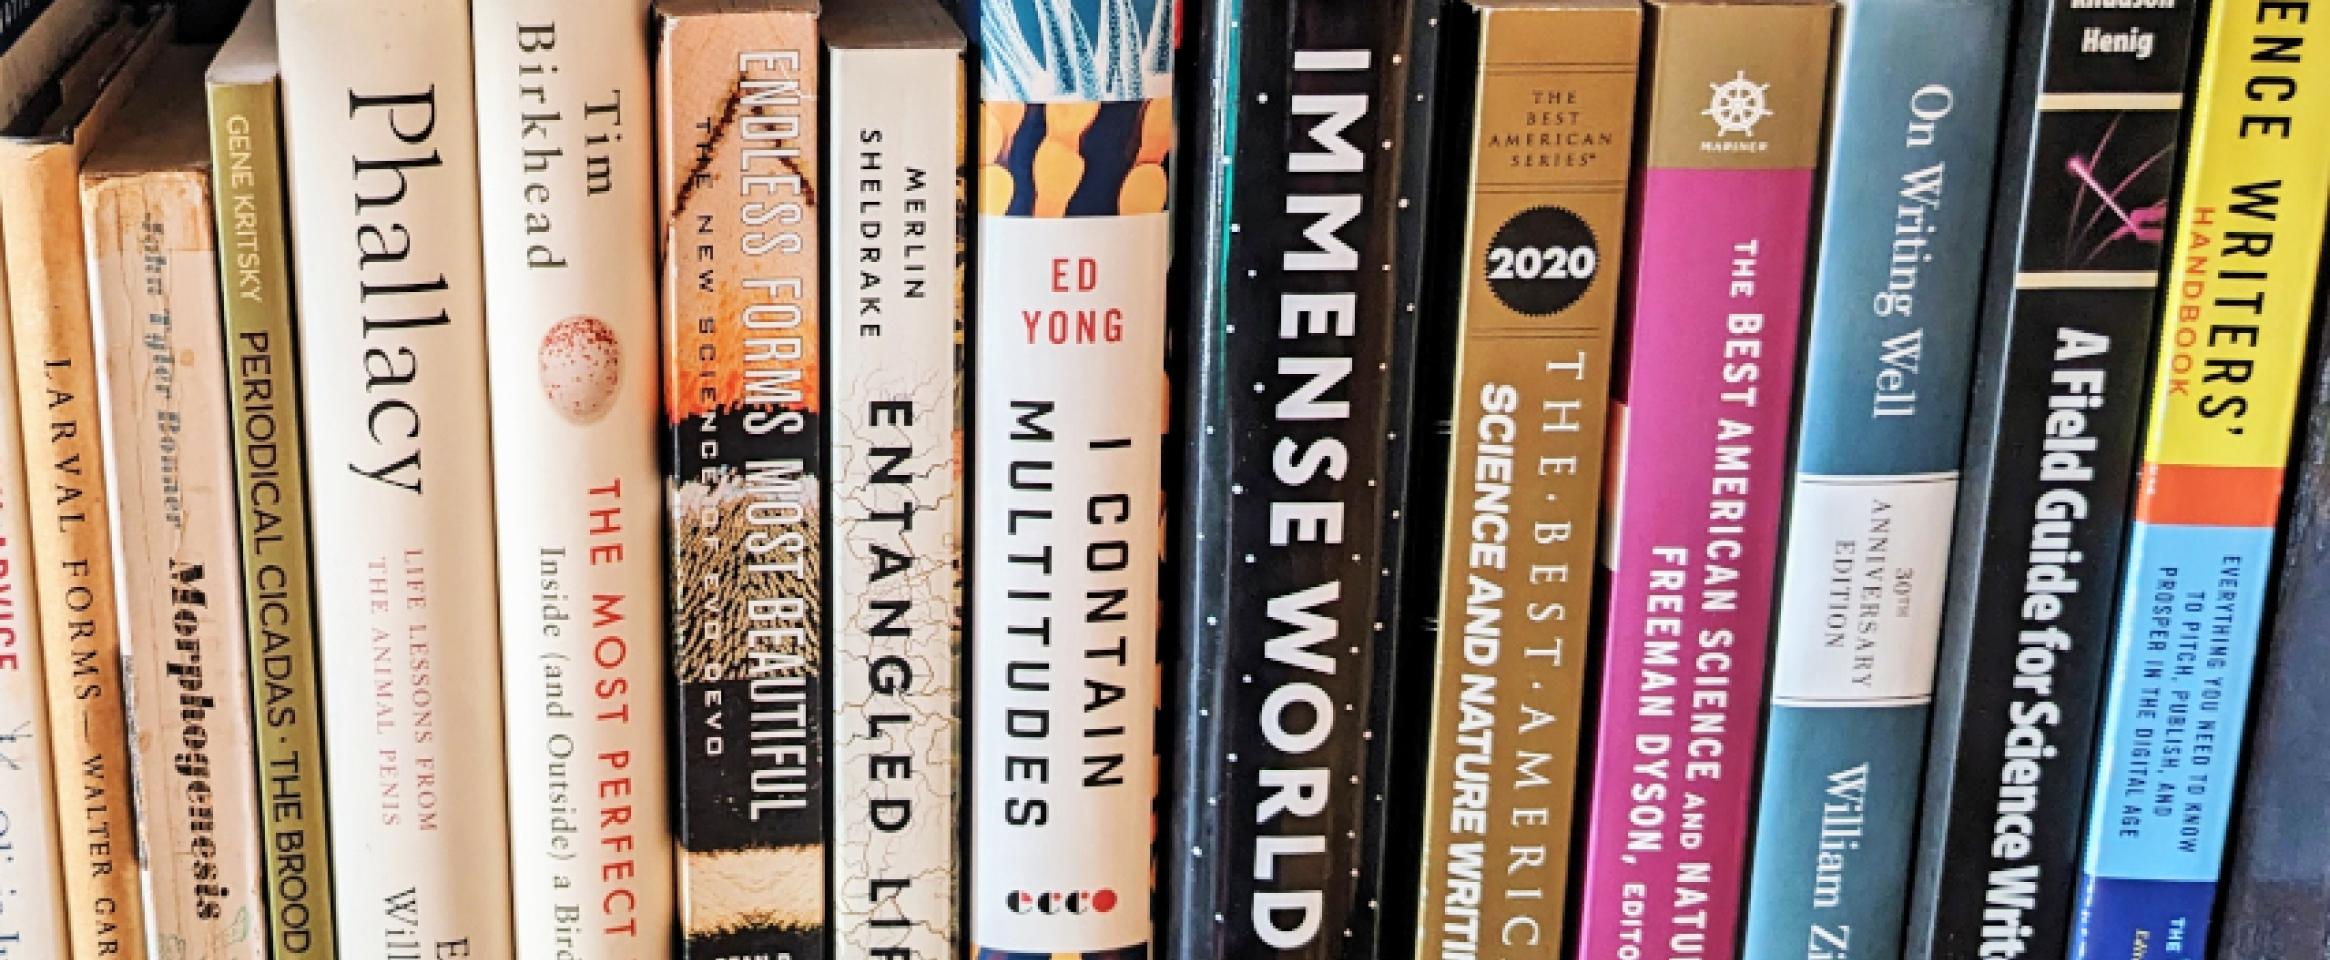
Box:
left=1005, top=887, right=1121, bottom=915
left=1699, top=70, right=1776, bottom=154
left=1704, top=70, right=1772, bottom=136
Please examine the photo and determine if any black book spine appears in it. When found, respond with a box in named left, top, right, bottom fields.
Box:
left=1905, top=3, right=2200, bottom=958
left=1166, top=2, right=1444, bottom=958
left=2216, top=297, right=2330, bottom=960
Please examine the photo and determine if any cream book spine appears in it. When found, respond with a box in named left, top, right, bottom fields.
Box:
left=82, top=73, right=269, bottom=956
left=275, top=0, right=515, bottom=954
left=469, top=2, right=675, bottom=956
left=825, top=3, right=964, bottom=956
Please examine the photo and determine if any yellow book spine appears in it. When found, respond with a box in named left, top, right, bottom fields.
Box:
left=2140, top=0, right=2330, bottom=495
left=2073, top=0, right=2330, bottom=950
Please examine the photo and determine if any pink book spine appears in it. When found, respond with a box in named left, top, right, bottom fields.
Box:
left=1575, top=165, right=1817, bottom=960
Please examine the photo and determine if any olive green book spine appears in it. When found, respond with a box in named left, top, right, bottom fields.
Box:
left=205, top=43, right=337, bottom=960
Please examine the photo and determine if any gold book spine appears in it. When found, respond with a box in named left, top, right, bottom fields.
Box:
left=1411, top=5, right=1642, bottom=957
left=205, top=61, right=338, bottom=960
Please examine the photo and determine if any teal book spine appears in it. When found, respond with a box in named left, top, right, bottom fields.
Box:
left=1741, top=2, right=2011, bottom=958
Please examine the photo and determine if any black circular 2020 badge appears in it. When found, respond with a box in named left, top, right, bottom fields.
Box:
left=1484, top=205, right=1599, bottom=316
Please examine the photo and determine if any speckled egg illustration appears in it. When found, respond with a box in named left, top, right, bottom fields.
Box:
left=539, top=315, right=621, bottom=423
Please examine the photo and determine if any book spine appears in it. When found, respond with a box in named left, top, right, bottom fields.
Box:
left=1573, top=7, right=1832, bottom=959
left=968, top=0, right=1170, bottom=956
left=275, top=0, right=515, bottom=953
left=0, top=5, right=73, bottom=939
left=1407, top=6, right=1639, bottom=958
left=1369, top=14, right=1444, bottom=956
left=207, top=68, right=339, bottom=960
left=1901, top=1, right=2198, bottom=956
left=472, top=5, right=675, bottom=958
left=2217, top=314, right=2330, bottom=960
left=0, top=212, right=67, bottom=960
left=1739, top=2, right=2009, bottom=958
left=86, top=165, right=269, bottom=960
left=0, top=138, right=149, bottom=960
left=828, top=39, right=965, bottom=960
left=2069, top=0, right=2330, bottom=953
left=654, top=7, right=826, bottom=957
left=1165, top=0, right=1439, bottom=955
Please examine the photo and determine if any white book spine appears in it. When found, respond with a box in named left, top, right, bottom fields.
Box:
left=275, top=1, right=514, bottom=954
left=967, top=80, right=1172, bottom=960
left=828, top=41, right=963, bottom=960
left=85, top=168, right=269, bottom=960
left=470, top=3, right=674, bottom=957
left=0, top=256, right=65, bottom=959
left=968, top=210, right=1166, bottom=957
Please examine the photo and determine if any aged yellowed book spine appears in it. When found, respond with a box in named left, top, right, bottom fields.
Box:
left=1411, top=4, right=1641, bottom=958
left=0, top=166, right=67, bottom=960
left=83, top=45, right=269, bottom=955
left=0, top=14, right=161, bottom=959
left=0, top=7, right=127, bottom=948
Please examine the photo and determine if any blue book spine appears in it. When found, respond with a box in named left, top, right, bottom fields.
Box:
left=1741, top=2, right=2011, bottom=959
left=2072, top=524, right=2275, bottom=960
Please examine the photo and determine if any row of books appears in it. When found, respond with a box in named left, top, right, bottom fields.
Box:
left=1, top=0, right=2329, bottom=959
